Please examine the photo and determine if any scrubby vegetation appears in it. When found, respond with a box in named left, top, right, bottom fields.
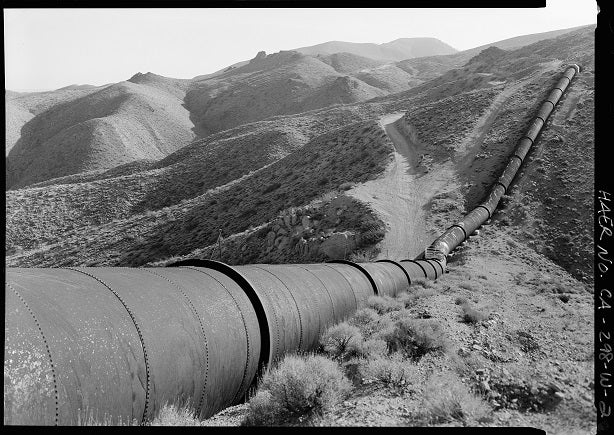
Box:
left=242, top=354, right=352, bottom=426
left=7, top=120, right=392, bottom=267
left=5, top=25, right=595, bottom=432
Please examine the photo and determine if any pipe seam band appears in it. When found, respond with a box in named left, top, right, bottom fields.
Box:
left=475, top=205, right=492, bottom=219
left=64, top=267, right=151, bottom=425
left=299, top=266, right=338, bottom=324
left=422, top=260, right=439, bottom=279
left=429, top=259, right=445, bottom=275
left=376, top=259, right=412, bottom=288
left=182, top=266, right=254, bottom=404
left=7, top=281, right=60, bottom=426
left=253, top=265, right=305, bottom=352
left=494, top=181, right=508, bottom=194
left=328, top=260, right=379, bottom=296
left=510, top=154, right=523, bottom=165
left=543, top=100, right=555, bottom=109
left=143, top=269, right=210, bottom=416
left=520, top=135, right=534, bottom=145
left=450, top=224, right=468, bottom=240
left=399, top=259, right=428, bottom=279
left=320, top=264, right=359, bottom=310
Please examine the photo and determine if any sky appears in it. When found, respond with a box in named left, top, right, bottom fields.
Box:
left=4, top=3, right=597, bottom=92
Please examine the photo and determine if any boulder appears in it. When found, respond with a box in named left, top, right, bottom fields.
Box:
left=266, top=231, right=276, bottom=247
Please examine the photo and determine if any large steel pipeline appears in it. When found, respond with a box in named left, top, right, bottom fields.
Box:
left=4, top=65, right=578, bottom=425
left=425, top=64, right=581, bottom=265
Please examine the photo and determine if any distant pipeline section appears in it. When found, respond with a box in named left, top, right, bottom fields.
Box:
left=424, top=64, right=580, bottom=265
left=3, top=65, right=578, bottom=425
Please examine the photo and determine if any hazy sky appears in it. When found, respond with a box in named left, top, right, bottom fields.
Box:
left=5, top=3, right=596, bottom=91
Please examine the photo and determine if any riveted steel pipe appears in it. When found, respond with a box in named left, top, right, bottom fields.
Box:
left=361, top=262, right=409, bottom=297
left=425, top=65, right=579, bottom=267
left=4, top=267, right=261, bottom=425
left=296, top=263, right=359, bottom=323
left=514, top=137, right=534, bottom=162
left=398, top=260, right=428, bottom=281
left=323, top=262, right=374, bottom=307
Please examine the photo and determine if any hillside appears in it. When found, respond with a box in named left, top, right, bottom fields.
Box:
left=5, top=86, right=106, bottom=155
left=6, top=78, right=196, bottom=189
left=3, top=24, right=595, bottom=431
left=6, top=26, right=595, bottom=286
left=394, top=24, right=593, bottom=96
left=6, top=28, right=587, bottom=189
left=184, top=50, right=390, bottom=136
left=7, top=120, right=394, bottom=267
left=295, top=38, right=457, bottom=61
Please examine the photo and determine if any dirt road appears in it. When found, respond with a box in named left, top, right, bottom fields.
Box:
left=347, top=113, right=437, bottom=260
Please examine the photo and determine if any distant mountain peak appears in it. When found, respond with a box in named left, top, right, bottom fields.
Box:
left=250, top=51, right=267, bottom=63
left=128, top=71, right=163, bottom=83
left=295, top=37, right=457, bottom=61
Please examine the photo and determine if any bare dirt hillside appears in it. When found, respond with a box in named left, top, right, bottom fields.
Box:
left=184, top=50, right=395, bottom=136
left=6, top=79, right=196, bottom=189
left=394, top=25, right=591, bottom=88
left=5, top=86, right=106, bottom=155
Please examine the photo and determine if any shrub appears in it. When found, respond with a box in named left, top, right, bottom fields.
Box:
left=359, top=353, right=418, bottom=389
left=412, top=279, right=433, bottom=289
left=348, top=307, right=381, bottom=337
left=384, top=319, right=448, bottom=359
left=395, top=292, right=414, bottom=308
left=150, top=404, right=200, bottom=426
left=455, top=296, right=468, bottom=305
left=460, top=302, right=489, bottom=324
left=243, top=354, right=351, bottom=426
left=516, top=331, right=540, bottom=353
left=396, top=288, right=436, bottom=307
left=346, top=338, right=388, bottom=360
left=262, top=182, right=282, bottom=194
left=319, top=323, right=362, bottom=360
left=459, top=282, right=478, bottom=291
left=423, top=373, right=492, bottom=424
left=366, top=295, right=404, bottom=315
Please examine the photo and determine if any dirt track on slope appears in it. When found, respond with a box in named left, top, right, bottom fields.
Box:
left=347, top=113, right=442, bottom=260
left=349, top=79, right=537, bottom=261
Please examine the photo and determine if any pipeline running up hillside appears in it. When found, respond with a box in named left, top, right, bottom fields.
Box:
left=425, top=64, right=580, bottom=265
left=3, top=65, right=579, bottom=425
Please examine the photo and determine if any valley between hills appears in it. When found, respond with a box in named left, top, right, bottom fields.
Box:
left=5, top=25, right=595, bottom=431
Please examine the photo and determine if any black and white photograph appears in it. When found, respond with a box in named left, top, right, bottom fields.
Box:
left=4, top=2, right=602, bottom=431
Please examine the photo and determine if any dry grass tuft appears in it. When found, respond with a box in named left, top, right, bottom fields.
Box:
left=422, top=372, right=492, bottom=425
left=366, top=295, right=404, bottom=314
left=150, top=404, right=201, bottom=426
left=460, top=302, right=489, bottom=324
left=358, top=353, right=418, bottom=390
left=383, top=318, right=449, bottom=359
